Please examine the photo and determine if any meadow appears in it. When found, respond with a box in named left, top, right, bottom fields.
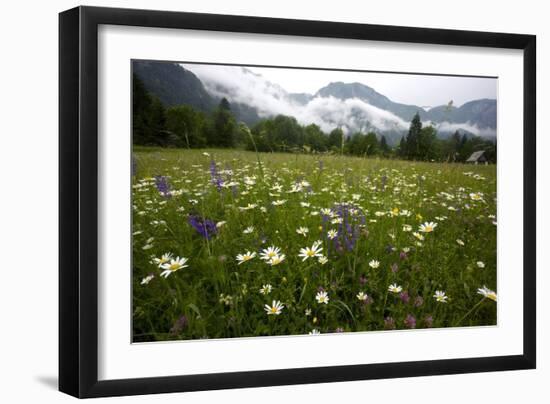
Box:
left=132, top=147, right=497, bottom=342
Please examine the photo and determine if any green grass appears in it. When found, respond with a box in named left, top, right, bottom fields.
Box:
left=132, top=147, right=497, bottom=342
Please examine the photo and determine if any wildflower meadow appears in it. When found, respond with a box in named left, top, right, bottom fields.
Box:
left=132, top=147, right=497, bottom=342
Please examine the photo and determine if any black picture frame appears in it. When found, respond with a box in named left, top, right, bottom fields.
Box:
left=59, top=5, right=536, bottom=398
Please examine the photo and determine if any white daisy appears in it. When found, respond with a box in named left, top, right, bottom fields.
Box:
left=477, top=286, right=497, bottom=302
left=236, top=251, right=257, bottom=265
left=327, top=229, right=338, bottom=240
left=369, top=260, right=380, bottom=269
left=152, top=252, right=173, bottom=267
left=160, top=256, right=189, bottom=278
left=419, top=222, right=437, bottom=233
left=259, top=284, right=273, bottom=295
left=315, top=290, right=329, bottom=304
left=268, top=254, right=286, bottom=266
left=356, top=291, right=368, bottom=301
left=298, top=241, right=323, bottom=261
left=296, top=226, right=309, bottom=236
left=388, top=283, right=403, bottom=294
left=140, top=274, right=154, bottom=285
left=433, top=290, right=448, bottom=303
left=259, top=246, right=282, bottom=261
left=264, top=300, right=284, bottom=315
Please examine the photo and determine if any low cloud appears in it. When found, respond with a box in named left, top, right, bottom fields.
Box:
left=181, top=64, right=494, bottom=138
left=427, top=121, right=497, bottom=137
left=182, top=64, right=408, bottom=134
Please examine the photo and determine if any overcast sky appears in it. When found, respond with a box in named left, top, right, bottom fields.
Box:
left=178, top=62, right=497, bottom=137
left=183, top=63, right=496, bottom=108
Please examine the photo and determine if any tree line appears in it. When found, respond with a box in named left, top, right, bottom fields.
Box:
left=133, top=74, right=496, bottom=163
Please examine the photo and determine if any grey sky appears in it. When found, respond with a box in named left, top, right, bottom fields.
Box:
left=244, top=66, right=497, bottom=107
left=181, top=62, right=497, bottom=137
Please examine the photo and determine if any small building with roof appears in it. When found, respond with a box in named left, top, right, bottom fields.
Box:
left=466, top=150, right=488, bottom=164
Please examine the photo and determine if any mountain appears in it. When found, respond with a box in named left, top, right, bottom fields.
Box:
left=133, top=61, right=261, bottom=126
left=316, top=82, right=496, bottom=130
left=316, top=81, right=422, bottom=122
left=132, top=61, right=496, bottom=143
left=132, top=61, right=215, bottom=112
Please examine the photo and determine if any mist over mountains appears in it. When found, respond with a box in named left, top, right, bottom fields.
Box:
left=133, top=61, right=497, bottom=145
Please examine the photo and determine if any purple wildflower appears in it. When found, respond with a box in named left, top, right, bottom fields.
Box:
left=414, top=296, right=424, bottom=307
left=170, top=315, right=188, bottom=334
left=209, top=159, right=224, bottom=191
left=334, top=327, right=344, bottom=333
left=399, top=251, right=408, bottom=260
left=391, top=263, right=399, bottom=273
left=331, top=203, right=366, bottom=252
left=384, top=317, right=396, bottom=330
left=399, top=291, right=410, bottom=304
left=359, top=274, right=368, bottom=286
left=188, top=215, right=217, bottom=240
left=404, top=314, right=416, bottom=329
left=424, top=315, right=434, bottom=328
left=154, top=175, right=171, bottom=198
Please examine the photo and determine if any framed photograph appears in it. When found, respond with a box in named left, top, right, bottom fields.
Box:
left=59, top=6, right=536, bottom=398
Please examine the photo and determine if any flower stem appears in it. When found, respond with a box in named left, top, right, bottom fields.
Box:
left=456, top=297, right=485, bottom=326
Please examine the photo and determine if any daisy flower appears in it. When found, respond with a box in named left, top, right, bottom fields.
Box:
left=259, top=246, right=281, bottom=261
left=259, top=284, right=273, bottom=295
left=433, top=290, right=448, bottom=303
left=236, top=251, right=256, bottom=265
left=140, top=274, right=154, bottom=285
left=305, top=308, right=312, bottom=316
left=477, top=286, right=497, bottom=301
left=160, top=256, right=189, bottom=278
left=318, top=255, right=328, bottom=265
left=402, top=224, right=412, bottom=232
left=152, top=252, right=173, bottom=267
left=419, top=222, right=437, bottom=233
left=456, top=239, right=465, bottom=246
left=476, top=261, right=485, bottom=268
left=315, top=290, right=329, bottom=304
left=243, top=226, right=255, bottom=234
left=369, top=260, right=380, bottom=269
left=298, top=241, right=323, bottom=261
left=264, top=300, right=284, bottom=315
left=388, top=283, right=403, bottom=294
left=309, top=329, right=321, bottom=335
left=327, top=229, right=338, bottom=240
left=469, top=192, right=484, bottom=201
left=268, top=254, right=286, bottom=266
left=296, top=226, right=309, bottom=236
left=356, top=292, right=368, bottom=301
left=272, top=199, right=287, bottom=206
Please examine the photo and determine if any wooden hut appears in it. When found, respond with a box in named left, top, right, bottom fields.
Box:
left=466, top=150, right=488, bottom=164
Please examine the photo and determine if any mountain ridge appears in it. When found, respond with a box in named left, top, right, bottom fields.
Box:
left=132, top=61, right=496, bottom=144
